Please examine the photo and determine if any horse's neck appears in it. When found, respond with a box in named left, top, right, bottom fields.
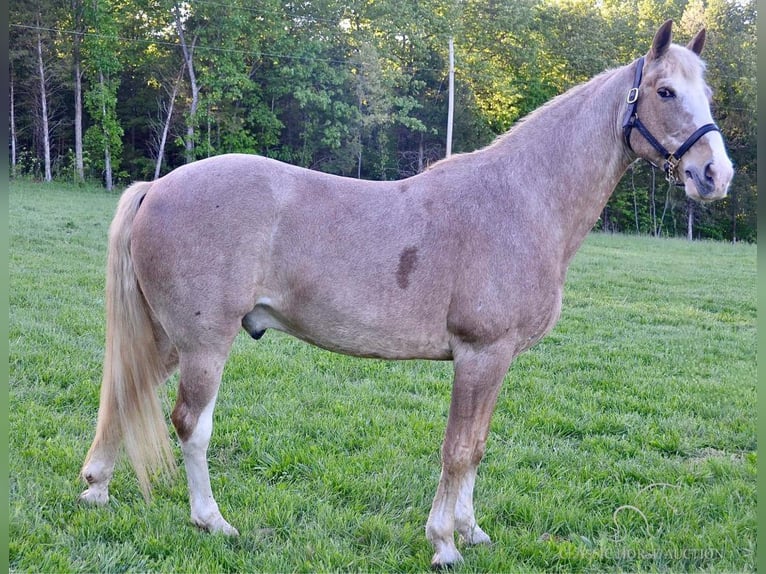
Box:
left=493, top=63, right=635, bottom=260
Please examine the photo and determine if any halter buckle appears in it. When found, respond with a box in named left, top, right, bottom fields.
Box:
left=627, top=88, right=639, bottom=104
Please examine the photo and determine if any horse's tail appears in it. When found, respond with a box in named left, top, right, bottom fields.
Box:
left=82, top=181, right=175, bottom=499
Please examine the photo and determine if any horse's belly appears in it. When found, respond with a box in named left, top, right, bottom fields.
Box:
left=242, top=297, right=452, bottom=360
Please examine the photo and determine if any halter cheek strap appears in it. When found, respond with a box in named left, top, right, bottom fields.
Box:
left=622, top=56, right=720, bottom=185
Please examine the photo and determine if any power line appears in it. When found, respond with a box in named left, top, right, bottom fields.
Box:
left=9, top=21, right=753, bottom=106
left=9, top=23, right=359, bottom=67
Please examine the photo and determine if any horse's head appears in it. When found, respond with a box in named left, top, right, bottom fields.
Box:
left=624, top=20, right=733, bottom=202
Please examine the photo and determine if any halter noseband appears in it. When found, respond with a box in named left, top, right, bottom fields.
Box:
left=622, top=56, right=720, bottom=185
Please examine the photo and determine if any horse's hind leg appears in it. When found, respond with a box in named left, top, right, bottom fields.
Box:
left=426, top=341, right=513, bottom=568
left=80, top=331, right=178, bottom=505
left=172, top=341, right=239, bottom=535
left=79, top=394, right=121, bottom=505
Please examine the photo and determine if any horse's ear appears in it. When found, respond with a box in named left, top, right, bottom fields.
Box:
left=687, top=28, right=706, bottom=55
left=649, top=19, right=674, bottom=60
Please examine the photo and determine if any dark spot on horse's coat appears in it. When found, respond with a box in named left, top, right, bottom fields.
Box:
left=195, top=311, right=201, bottom=316
left=397, top=247, right=418, bottom=289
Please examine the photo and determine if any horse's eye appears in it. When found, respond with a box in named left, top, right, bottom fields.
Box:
left=657, top=87, right=676, bottom=99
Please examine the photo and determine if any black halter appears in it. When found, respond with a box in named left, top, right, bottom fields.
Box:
left=622, top=56, right=720, bottom=185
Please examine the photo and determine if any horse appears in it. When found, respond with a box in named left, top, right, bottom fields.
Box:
left=79, top=20, right=733, bottom=568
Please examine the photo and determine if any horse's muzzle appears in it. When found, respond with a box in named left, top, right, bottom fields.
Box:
left=684, top=159, right=733, bottom=202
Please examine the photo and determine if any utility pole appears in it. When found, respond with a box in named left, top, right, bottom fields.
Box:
left=446, top=37, right=455, bottom=157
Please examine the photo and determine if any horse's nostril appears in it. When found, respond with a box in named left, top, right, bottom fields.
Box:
left=686, top=165, right=716, bottom=198
left=704, top=161, right=715, bottom=183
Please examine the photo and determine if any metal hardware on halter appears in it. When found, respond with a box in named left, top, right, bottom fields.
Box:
left=622, top=56, right=720, bottom=186
left=663, top=155, right=680, bottom=184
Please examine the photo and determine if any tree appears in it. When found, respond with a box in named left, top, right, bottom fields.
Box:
left=150, top=65, right=184, bottom=179
left=70, top=0, right=86, bottom=182
left=82, top=0, right=124, bottom=190
left=702, top=0, right=757, bottom=242
left=172, top=1, right=199, bottom=163
left=10, top=61, right=17, bottom=178
left=6, top=0, right=757, bottom=242
left=34, top=10, right=53, bottom=182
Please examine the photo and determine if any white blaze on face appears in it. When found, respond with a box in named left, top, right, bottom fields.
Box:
left=673, top=63, right=734, bottom=199
left=687, top=77, right=731, bottom=164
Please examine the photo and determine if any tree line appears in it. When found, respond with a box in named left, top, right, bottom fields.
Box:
left=9, top=0, right=756, bottom=242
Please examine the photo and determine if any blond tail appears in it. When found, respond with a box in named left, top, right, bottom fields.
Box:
left=82, top=181, right=176, bottom=499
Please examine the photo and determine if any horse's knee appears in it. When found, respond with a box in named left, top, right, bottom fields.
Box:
left=471, top=441, right=487, bottom=466
left=442, top=439, right=488, bottom=475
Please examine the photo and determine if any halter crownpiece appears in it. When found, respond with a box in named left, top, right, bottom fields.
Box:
left=622, top=56, right=720, bottom=186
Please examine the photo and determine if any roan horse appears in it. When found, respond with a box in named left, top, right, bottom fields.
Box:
left=80, top=20, right=733, bottom=568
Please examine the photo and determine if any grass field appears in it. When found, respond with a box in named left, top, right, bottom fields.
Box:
left=9, top=180, right=756, bottom=572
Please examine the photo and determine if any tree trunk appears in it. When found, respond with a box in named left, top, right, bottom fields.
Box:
left=99, top=70, right=113, bottom=191
left=174, top=4, right=198, bottom=163
left=630, top=164, right=640, bottom=233
left=36, top=17, right=52, bottom=182
left=357, top=148, right=362, bottom=179
left=10, top=70, right=16, bottom=178
left=73, top=0, right=85, bottom=182
left=687, top=199, right=694, bottom=240
left=418, top=131, right=424, bottom=173
left=657, top=180, right=671, bottom=237
left=649, top=167, right=657, bottom=236
left=356, top=131, right=362, bottom=179
left=446, top=37, right=454, bottom=157
left=153, top=67, right=183, bottom=179
left=74, top=60, right=84, bottom=182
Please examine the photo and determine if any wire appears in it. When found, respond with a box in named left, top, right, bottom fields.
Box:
left=10, top=23, right=360, bottom=67
left=9, top=21, right=754, bottom=107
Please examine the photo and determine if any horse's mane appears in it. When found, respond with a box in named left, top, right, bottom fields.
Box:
left=485, top=65, right=624, bottom=150
left=426, top=65, right=625, bottom=171
left=428, top=44, right=705, bottom=171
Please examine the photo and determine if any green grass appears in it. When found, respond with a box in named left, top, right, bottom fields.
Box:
left=9, top=180, right=756, bottom=572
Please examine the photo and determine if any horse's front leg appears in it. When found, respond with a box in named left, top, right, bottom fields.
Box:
left=172, top=349, right=239, bottom=536
left=454, top=465, right=492, bottom=545
left=426, top=341, right=513, bottom=568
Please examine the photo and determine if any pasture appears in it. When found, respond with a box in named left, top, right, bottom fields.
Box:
left=9, top=180, right=755, bottom=572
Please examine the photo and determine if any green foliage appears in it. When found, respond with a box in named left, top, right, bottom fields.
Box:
left=9, top=0, right=756, bottom=239
left=83, top=79, right=124, bottom=177
left=79, top=0, right=125, bottom=184
left=9, top=181, right=755, bottom=571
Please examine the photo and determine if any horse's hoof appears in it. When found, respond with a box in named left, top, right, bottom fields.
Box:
left=218, top=523, right=239, bottom=536
left=431, top=548, right=463, bottom=570
left=195, top=515, right=240, bottom=536
left=459, top=525, right=492, bottom=546
left=78, top=487, right=109, bottom=506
